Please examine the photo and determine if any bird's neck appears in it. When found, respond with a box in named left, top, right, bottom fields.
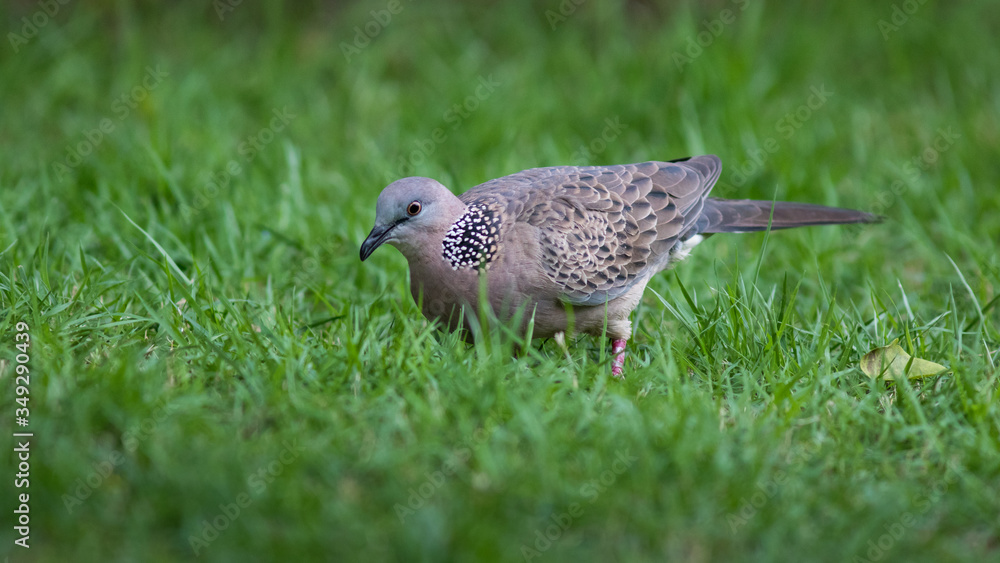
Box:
left=395, top=200, right=469, bottom=270
left=402, top=204, right=480, bottom=325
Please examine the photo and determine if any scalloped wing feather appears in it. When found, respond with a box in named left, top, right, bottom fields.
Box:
left=458, top=156, right=722, bottom=305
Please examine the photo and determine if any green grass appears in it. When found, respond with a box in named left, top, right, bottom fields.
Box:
left=1, top=1, right=999, bottom=561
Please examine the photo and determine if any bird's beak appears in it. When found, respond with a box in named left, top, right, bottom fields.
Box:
left=360, top=223, right=395, bottom=261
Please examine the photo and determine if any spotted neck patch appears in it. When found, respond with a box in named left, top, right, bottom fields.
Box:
left=441, top=204, right=502, bottom=270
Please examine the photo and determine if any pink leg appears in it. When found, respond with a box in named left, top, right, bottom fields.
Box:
left=611, top=338, right=627, bottom=379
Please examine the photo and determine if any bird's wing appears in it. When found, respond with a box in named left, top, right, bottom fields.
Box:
left=458, top=156, right=721, bottom=305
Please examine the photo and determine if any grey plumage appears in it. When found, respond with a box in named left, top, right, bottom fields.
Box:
left=360, top=155, right=880, bottom=376
left=455, top=157, right=720, bottom=306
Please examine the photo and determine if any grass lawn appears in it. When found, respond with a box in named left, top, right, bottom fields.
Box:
left=1, top=0, right=998, bottom=561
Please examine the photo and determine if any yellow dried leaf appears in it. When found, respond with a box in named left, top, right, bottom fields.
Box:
left=860, top=340, right=948, bottom=381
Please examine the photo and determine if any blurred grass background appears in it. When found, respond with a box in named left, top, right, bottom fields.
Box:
left=1, top=0, right=998, bottom=561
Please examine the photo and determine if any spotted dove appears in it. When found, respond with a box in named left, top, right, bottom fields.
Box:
left=360, top=155, right=880, bottom=377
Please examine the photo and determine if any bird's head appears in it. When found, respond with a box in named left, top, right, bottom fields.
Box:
left=360, top=177, right=464, bottom=261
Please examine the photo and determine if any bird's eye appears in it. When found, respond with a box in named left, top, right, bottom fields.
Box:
left=406, top=201, right=422, bottom=216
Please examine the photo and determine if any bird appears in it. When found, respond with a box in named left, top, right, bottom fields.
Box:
left=360, top=155, right=880, bottom=377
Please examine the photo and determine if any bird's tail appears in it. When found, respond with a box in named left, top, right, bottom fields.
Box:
left=696, top=198, right=882, bottom=234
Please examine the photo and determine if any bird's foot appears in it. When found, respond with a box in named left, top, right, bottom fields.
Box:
left=611, top=338, right=627, bottom=379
